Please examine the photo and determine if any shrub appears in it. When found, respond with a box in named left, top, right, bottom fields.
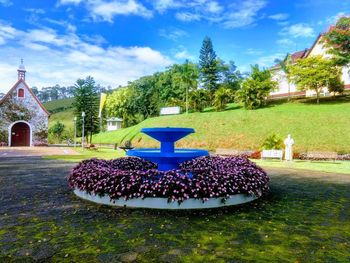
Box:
left=262, top=134, right=283, bottom=150
left=235, top=65, right=277, bottom=109
left=68, top=156, right=269, bottom=203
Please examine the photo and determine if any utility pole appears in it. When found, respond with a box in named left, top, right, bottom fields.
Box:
left=81, top=112, right=85, bottom=149
left=73, top=116, right=77, bottom=147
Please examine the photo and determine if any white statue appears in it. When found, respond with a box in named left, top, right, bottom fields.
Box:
left=284, top=134, right=294, bottom=161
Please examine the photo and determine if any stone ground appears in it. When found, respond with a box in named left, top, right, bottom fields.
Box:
left=0, top=147, right=79, bottom=157
left=0, top=157, right=349, bottom=262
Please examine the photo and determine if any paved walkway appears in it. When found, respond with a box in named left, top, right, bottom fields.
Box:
left=0, top=157, right=349, bottom=262
left=0, top=146, right=79, bottom=157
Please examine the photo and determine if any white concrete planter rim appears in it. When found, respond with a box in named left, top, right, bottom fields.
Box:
left=74, top=189, right=259, bottom=210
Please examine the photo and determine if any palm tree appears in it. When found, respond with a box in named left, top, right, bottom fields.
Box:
left=172, top=60, right=198, bottom=114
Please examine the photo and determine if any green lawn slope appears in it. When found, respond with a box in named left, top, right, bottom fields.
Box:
left=43, top=98, right=75, bottom=131
left=92, top=96, right=350, bottom=153
left=43, top=98, right=74, bottom=113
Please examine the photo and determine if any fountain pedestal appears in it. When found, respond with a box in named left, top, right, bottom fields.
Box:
left=126, top=127, right=209, bottom=171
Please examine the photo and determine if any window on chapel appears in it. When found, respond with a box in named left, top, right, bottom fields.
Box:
left=18, top=88, right=24, bottom=98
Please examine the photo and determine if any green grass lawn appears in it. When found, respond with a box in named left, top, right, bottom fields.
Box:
left=91, top=95, right=350, bottom=153
left=48, top=108, right=75, bottom=130
left=254, top=159, right=350, bottom=174
left=43, top=98, right=74, bottom=113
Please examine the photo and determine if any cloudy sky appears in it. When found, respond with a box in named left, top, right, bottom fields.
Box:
left=0, top=0, right=349, bottom=92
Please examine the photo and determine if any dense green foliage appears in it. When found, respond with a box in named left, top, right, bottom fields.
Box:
left=323, top=16, right=350, bottom=66
left=73, top=76, right=100, bottom=143
left=92, top=95, right=350, bottom=153
left=104, top=37, right=243, bottom=127
left=48, top=121, right=65, bottom=142
left=288, top=55, right=343, bottom=104
left=236, top=65, right=277, bottom=109
left=199, top=36, right=220, bottom=96
left=261, top=134, right=284, bottom=150
left=32, top=84, right=112, bottom=103
left=213, top=87, right=234, bottom=111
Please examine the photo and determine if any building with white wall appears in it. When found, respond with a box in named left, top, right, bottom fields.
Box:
left=270, top=32, right=350, bottom=98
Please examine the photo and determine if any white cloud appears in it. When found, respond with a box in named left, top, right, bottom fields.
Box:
left=59, top=0, right=153, bottom=22
left=173, top=46, right=195, bottom=61
left=255, top=52, right=285, bottom=68
left=281, top=23, right=315, bottom=38
left=245, top=48, right=263, bottom=55
left=268, top=13, right=289, bottom=21
left=152, top=0, right=183, bottom=13
left=222, top=0, right=267, bottom=28
left=24, top=8, right=46, bottom=14
left=325, top=11, right=348, bottom=25
left=0, top=21, right=17, bottom=45
left=59, top=0, right=266, bottom=28
left=159, top=28, right=188, bottom=41
left=88, top=0, right=153, bottom=22
left=0, top=0, right=12, bottom=6
left=206, top=1, right=223, bottom=14
left=59, top=0, right=83, bottom=5
left=175, top=12, right=201, bottom=22
left=0, top=22, right=172, bottom=93
left=276, top=38, right=295, bottom=46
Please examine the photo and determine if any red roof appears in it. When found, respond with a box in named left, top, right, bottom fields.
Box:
left=0, top=79, right=50, bottom=116
left=290, top=49, right=308, bottom=62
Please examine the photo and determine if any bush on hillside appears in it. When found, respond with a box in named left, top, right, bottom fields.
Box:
left=235, top=65, right=277, bottom=109
left=261, top=134, right=284, bottom=150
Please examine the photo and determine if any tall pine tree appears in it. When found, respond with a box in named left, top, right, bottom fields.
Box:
left=73, top=76, right=99, bottom=144
left=199, top=36, right=220, bottom=97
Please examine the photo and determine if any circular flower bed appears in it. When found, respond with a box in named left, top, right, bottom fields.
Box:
left=68, top=156, right=269, bottom=204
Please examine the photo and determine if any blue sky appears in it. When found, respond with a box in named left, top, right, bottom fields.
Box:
left=0, top=0, right=349, bottom=92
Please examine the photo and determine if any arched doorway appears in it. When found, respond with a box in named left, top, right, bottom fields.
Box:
left=10, top=122, right=31, bottom=146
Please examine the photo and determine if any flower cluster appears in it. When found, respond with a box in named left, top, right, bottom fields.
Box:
left=68, top=156, right=269, bottom=203
left=110, top=156, right=157, bottom=170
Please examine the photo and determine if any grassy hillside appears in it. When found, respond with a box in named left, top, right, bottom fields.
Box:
left=48, top=108, right=75, bottom=130
left=92, top=96, right=350, bottom=153
left=43, top=98, right=74, bottom=113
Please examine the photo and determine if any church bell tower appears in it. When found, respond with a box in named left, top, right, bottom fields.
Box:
left=18, top=58, right=26, bottom=81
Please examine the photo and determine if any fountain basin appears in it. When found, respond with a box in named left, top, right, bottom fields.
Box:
left=127, top=148, right=209, bottom=171
left=126, top=127, right=209, bottom=170
left=74, top=189, right=258, bottom=210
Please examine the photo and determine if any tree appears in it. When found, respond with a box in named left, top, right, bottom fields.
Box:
left=213, top=87, right=234, bottom=111
left=199, top=36, right=220, bottom=97
left=73, top=76, right=99, bottom=143
left=322, top=16, right=350, bottom=66
left=288, top=55, right=342, bottom=104
left=328, top=75, right=344, bottom=96
left=274, top=54, right=292, bottom=101
left=172, top=61, right=199, bottom=113
left=49, top=121, right=65, bottom=142
left=218, top=60, right=243, bottom=92
left=106, top=87, right=139, bottom=127
left=236, top=65, right=277, bottom=109
left=189, top=89, right=209, bottom=112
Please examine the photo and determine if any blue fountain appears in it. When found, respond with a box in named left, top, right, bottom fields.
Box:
left=126, top=127, right=209, bottom=171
